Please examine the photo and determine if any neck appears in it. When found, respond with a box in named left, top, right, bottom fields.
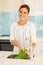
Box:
left=18, top=20, right=27, bottom=26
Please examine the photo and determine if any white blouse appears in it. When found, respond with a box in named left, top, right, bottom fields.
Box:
left=10, top=21, right=36, bottom=53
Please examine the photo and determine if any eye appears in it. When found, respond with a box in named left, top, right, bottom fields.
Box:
left=19, top=11, right=22, bottom=13
left=24, top=12, right=26, bottom=14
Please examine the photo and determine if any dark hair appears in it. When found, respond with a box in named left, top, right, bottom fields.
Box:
left=19, top=4, right=30, bottom=13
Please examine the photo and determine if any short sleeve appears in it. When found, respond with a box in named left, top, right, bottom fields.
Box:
left=30, top=22, right=36, bottom=43
left=10, top=23, right=15, bottom=42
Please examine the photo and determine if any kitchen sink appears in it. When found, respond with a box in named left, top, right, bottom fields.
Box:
left=7, top=54, right=31, bottom=59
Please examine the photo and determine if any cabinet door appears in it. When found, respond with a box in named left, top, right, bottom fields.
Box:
left=0, top=42, right=14, bottom=51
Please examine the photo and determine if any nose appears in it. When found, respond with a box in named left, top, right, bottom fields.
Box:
left=20, top=12, right=24, bottom=17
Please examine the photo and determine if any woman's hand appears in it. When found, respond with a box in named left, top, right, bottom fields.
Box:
left=32, top=42, right=36, bottom=48
left=31, top=42, right=36, bottom=53
left=27, top=48, right=31, bottom=53
left=11, top=40, right=24, bottom=52
left=17, top=43, right=24, bottom=52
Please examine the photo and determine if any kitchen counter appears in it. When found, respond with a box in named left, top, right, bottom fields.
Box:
left=0, top=51, right=43, bottom=65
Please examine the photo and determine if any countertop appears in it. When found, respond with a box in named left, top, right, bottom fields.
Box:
left=0, top=51, right=43, bottom=65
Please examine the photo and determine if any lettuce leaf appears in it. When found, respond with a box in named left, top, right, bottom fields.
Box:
left=15, top=48, right=29, bottom=59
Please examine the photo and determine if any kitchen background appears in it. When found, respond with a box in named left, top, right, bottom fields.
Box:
left=0, top=0, right=43, bottom=51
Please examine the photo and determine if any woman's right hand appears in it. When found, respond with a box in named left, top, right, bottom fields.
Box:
left=18, top=43, right=24, bottom=52
left=11, top=40, right=24, bottom=52
left=27, top=48, right=31, bottom=53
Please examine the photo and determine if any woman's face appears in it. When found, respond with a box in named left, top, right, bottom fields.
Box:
left=19, top=8, right=29, bottom=21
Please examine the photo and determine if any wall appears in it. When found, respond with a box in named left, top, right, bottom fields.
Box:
left=0, top=0, right=24, bottom=12
left=0, top=0, right=24, bottom=35
left=25, top=0, right=43, bottom=16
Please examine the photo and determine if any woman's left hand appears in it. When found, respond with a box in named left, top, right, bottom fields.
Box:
left=27, top=48, right=31, bottom=53
left=32, top=42, right=36, bottom=48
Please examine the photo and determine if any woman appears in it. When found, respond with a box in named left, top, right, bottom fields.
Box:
left=10, top=4, right=36, bottom=54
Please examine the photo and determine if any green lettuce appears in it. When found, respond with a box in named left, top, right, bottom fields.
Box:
left=15, top=48, right=29, bottom=59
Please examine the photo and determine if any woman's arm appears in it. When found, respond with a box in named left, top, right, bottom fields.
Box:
left=30, top=22, right=37, bottom=53
left=10, top=23, right=23, bottom=51
left=10, top=40, right=23, bottom=51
